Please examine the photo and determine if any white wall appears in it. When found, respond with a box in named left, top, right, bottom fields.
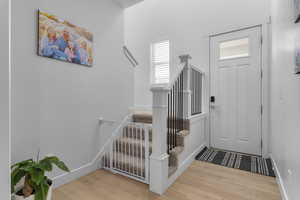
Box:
left=270, top=0, right=300, bottom=199
left=11, top=0, right=134, bottom=183
left=125, top=0, right=270, bottom=107
left=0, top=0, right=10, bottom=198
left=114, top=0, right=144, bottom=8
left=177, top=115, right=207, bottom=165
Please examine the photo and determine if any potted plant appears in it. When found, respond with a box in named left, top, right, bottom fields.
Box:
left=11, top=156, right=70, bottom=200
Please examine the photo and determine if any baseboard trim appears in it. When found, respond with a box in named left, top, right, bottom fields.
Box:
left=167, top=143, right=206, bottom=187
left=52, top=162, right=98, bottom=188
left=270, top=155, right=289, bottom=200
left=52, top=115, right=131, bottom=188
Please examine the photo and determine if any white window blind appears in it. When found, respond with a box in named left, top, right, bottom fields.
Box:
left=151, top=41, right=170, bottom=84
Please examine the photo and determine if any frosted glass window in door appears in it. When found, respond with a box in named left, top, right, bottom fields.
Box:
left=219, top=38, right=249, bottom=60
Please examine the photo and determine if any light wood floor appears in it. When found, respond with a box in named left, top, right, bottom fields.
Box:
left=53, top=161, right=281, bottom=200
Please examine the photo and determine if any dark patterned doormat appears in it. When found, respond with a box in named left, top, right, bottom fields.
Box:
left=196, top=147, right=275, bottom=177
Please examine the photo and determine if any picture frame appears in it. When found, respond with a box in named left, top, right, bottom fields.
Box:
left=38, top=10, right=93, bottom=67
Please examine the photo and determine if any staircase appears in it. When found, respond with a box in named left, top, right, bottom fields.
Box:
left=102, top=112, right=190, bottom=182
left=101, top=54, right=204, bottom=193
left=132, top=113, right=190, bottom=177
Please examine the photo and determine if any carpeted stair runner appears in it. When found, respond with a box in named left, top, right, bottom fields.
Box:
left=105, top=113, right=190, bottom=178
left=196, top=147, right=275, bottom=177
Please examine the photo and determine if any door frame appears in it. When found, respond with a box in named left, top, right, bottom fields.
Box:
left=208, top=21, right=271, bottom=158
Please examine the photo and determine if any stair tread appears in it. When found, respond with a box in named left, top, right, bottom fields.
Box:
left=132, top=113, right=152, bottom=124
left=117, top=137, right=151, bottom=144
left=124, top=125, right=153, bottom=131
left=177, top=130, right=189, bottom=137
left=112, top=151, right=145, bottom=159
left=132, top=113, right=152, bottom=117
left=169, top=146, right=184, bottom=156
left=124, top=125, right=187, bottom=133
left=116, top=137, right=152, bottom=149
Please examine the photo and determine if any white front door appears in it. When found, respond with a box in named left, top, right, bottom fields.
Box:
left=210, top=27, right=262, bottom=155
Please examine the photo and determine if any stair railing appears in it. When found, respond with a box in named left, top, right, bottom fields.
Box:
left=102, top=121, right=151, bottom=184
left=190, top=65, right=204, bottom=115
left=150, top=54, right=204, bottom=194
left=167, top=69, right=184, bottom=153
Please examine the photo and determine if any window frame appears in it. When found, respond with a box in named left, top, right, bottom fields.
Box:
left=150, top=40, right=170, bottom=84
left=218, top=37, right=251, bottom=61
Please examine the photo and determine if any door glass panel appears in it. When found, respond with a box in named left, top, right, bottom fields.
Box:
left=219, top=38, right=249, bottom=60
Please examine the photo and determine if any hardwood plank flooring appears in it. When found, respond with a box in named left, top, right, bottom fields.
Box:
left=53, top=161, right=281, bottom=200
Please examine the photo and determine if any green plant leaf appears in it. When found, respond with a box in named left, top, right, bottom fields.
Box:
left=11, top=169, right=26, bottom=193
left=11, top=159, right=33, bottom=169
left=34, top=180, right=49, bottom=200
left=38, top=160, right=52, bottom=171
left=53, top=160, right=70, bottom=172
left=30, top=168, right=45, bottom=185
left=44, top=156, right=70, bottom=172
left=11, top=156, right=68, bottom=199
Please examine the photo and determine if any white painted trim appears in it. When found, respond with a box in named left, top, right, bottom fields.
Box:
left=8, top=0, right=12, bottom=197
left=189, top=112, right=208, bottom=122
left=152, top=105, right=168, bottom=109
left=208, top=22, right=271, bottom=158
left=150, top=84, right=170, bottom=91
left=52, top=115, right=131, bottom=188
left=106, top=168, right=149, bottom=184
left=167, top=143, right=206, bottom=187
left=190, top=65, right=205, bottom=74
left=207, top=17, right=270, bottom=38
left=270, top=155, right=289, bottom=200
left=52, top=162, right=98, bottom=188
left=261, top=21, right=271, bottom=158
left=150, top=153, right=170, bottom=161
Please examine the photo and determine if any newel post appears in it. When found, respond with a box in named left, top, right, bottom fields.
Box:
left=149, top=84, right=170, bottom=195
left=179, top=54, right=192, bottom=119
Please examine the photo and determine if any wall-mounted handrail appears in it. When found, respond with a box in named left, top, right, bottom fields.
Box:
left=123, top=46, right=138, bottom=67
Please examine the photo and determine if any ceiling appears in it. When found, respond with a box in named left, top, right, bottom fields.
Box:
left=113, top=0, right=144, bottom=8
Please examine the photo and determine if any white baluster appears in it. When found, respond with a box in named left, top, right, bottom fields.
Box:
left=120, top=129, right=125, bottom=171
left=145, top=125, right=150, bottom=183
left=125, top=125, right=128, bottom=173
left=109, top=140, right=113, bottom=169
left=140, top=125, right=143, bottom=177
left=118, top=133, right=121, bottom=170
left=129, top=124, right=133, bottom=174
left=134, top=124, right=138, bottom=176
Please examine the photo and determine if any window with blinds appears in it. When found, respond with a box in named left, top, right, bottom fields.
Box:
left=151, top=41, right=170, bottom=84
